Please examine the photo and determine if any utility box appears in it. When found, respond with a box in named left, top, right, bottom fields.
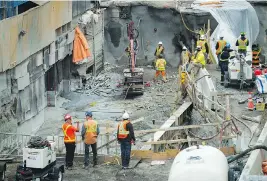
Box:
left=23, top=141, right=56, bottom=169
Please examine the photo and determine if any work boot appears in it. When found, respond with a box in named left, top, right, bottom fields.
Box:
left=220, top=75, right=224, bottom=85
left=83, top=165, right=89, bottom=169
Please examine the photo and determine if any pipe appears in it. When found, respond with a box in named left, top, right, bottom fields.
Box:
left=228, top=145, right=267, bottom=164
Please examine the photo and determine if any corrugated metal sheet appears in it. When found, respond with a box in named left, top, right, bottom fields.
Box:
left=0, top=1, right=72, bottom=72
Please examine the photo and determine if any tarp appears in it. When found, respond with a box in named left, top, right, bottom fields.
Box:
left=73, top=26, right=91, bottom=63
left=192, top=0, right=260, bottom=63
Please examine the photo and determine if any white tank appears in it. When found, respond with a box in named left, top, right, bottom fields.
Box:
left=168, top=145, right=228, bottom=181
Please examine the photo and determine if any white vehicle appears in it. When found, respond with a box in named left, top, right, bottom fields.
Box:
left=224, top=52, right=254, bottom=89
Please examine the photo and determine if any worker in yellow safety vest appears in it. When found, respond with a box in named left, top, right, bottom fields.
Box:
left=81, top=111, right=100, bottom=169
left=215, top=36, right=227, bottom=62
left=188, top=46, right=206, bottom=76
left=197, top=35, right=209, bottom=62
left=153, top=41, right=165, bottom=68
left=154, top=54, right=167, bottom=82
left=236, top=32, right=249, bottom=57
left=252, top=44, right=261, bottom=68
left=117, top=112, right=136, bottom=169
left=181, top=46, right=191, bottom=64
left=62, top=114, right=80, bottom=169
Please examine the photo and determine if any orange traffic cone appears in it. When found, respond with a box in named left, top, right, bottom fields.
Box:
left=247, top=92, right=255, bottom=111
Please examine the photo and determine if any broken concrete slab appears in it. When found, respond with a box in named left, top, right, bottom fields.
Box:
left=17, top=73, right=30, bottom=91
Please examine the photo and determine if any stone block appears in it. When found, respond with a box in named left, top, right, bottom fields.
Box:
left=47, top=91, right=56, bottom=107
left=14, top=60, right=28, bottom=79
left=0, top=72, right=7, bottom=91
left=50, top=41, right=56, bottom=54
left=49, top=52, right=56, bottom=66
left=67, top=30, right=75, bottom=44
left=63, top=80, right=70, bottom=95
left=17, top=73, right=30, bottom=91
left=58, top=46, right=66, bottom=60
left=36, top=51, right=43, bottom=67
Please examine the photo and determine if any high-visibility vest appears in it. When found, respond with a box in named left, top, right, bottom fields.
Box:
left=62, top=123, right=76, bottom=143
left=84, top=120, right=97, bottom=145
left=118, top=120, right=130, bottom=139
left=197, top=40, right=207, bottom=53
left=252, top=50, right=260, bottom=67
left=193, top=51, right=206, bottom=67
left=216, top=40, right=227, bottom=55
left=156, top=58, right=166, bottom=71
left=156, top=46, right=164, bottom=57
left=238, top=39, right=248, bottom=50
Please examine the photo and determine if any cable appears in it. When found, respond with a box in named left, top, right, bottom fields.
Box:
left=27, top=136, right=50, bottom=148
left=228, top=145, right=267, bottom=164
left=188, top=121, right=231, bottom=141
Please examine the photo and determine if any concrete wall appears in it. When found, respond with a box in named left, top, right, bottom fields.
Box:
left=239, top=121, right=267, bottom=180
left=252, top=3, right=267, bottom=62
left=104, top=6, right=217, bottom=67
left=0, top=1, right=72, bottom=72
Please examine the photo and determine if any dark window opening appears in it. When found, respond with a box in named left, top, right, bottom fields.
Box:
left=18, top=1, right=38, bottom=15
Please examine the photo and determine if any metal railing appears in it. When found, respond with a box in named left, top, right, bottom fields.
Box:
left=0, top=132, right=121, bottom=157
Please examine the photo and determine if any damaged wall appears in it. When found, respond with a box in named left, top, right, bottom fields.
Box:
left=104, top=6, right=217, bottom=67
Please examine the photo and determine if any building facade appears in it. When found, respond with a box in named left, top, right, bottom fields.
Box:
left=0, top=1, right=104, bottom=133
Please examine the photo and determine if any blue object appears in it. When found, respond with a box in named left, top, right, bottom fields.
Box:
left=85, top=111, right=93, bottom=117
left=226, top=43, right=230, bottom=48
left=0, top=1, right=29, bottom=20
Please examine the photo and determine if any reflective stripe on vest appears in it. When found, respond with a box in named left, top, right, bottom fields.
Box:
left=156, top=46, right=164, bottom=56
left=84, top=120, right=97, bottom=144
left=197, top=40, right=206, bottom=53
left=118, top=121, right=130, bottom=139
left=238, top=39, right=248, bottom=50
left=62, top=124, right=75, bottom=143
left=156, top=58, right=166, bottom=71
left=216, top=40, right=226, bottom=55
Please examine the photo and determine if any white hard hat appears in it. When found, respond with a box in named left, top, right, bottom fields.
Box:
left=182, top=46, right=187, bottom=50
left=122, top=112, right=129, bottom=120
left=158, top=41, right=163, bottom=45
left=200, top=35, right=205, bottom=40
left=196, top=46, right=202, bottom=50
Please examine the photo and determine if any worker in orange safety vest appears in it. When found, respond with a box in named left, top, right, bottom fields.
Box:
left=117, top=112, right=136, bottom=169
left=62, top=114, right=80, bottom=169
left=81, top=111, right=99, bottom=169
left=215, top=36, right=227, bottom=62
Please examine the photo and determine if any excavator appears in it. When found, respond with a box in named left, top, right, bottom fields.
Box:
left=123, top=21, right=144, bottom=96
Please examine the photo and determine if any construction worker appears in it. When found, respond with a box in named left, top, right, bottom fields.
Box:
left=154, top=41, right=165, bottom=58
left=236, top=32, right=249, bottom=57
left=252, top=44, right=261, bottom=68
left=154, top=54, right=167, bottom=82
left=220, top=43, right=233, bottom=85
left=188, top=46, right=206, bottom=76
left=197, top=35, right=209, bottom=62
left=181, top=46, right=191, bottom=64
left=62, top=114, right=80, bottom=169
left=117, top=112, right=136, bottom=169
left=215, top=36, right=227, bottom=62
left=81, top=111, right=99, bottom=169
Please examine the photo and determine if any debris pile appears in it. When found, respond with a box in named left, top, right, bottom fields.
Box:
left=76, top=63, right=124, bottom=97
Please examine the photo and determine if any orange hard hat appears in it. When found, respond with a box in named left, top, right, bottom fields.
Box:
left=64, top=114, right=72, bottom=120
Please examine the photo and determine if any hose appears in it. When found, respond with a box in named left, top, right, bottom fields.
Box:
left=228, top=145, right=267, bottom=164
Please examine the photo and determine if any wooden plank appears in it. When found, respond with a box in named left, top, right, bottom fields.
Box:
left=143, top=135, right=236, bottom=145
left=128, top=159, right=141, bottom=168
left=134, top=123, right=220, bottom=135
left=130, top=147, right=235, bottom=160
